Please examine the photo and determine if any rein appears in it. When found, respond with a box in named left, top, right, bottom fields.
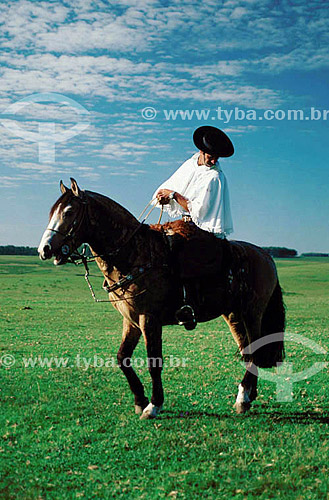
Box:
left=138, top=197, right=163, bottom=224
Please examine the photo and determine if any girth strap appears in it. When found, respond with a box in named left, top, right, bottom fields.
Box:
left=103, top=263, right=153, bottom=293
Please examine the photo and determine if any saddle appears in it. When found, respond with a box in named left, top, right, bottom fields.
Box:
left=152, top=219, right=227, bottom=279
left=151, top=220, right=231, bottom=324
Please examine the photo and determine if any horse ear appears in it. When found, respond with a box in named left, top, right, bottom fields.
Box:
left=60, top=180, right=68, bottom=194
left=70, top=178, right=82, bottom=198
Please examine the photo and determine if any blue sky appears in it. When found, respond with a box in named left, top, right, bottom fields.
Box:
left=0, top=0, right=328, bottom=253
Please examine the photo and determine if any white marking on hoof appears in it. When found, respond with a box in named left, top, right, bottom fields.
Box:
left=234, top=402, right=251, bottom=414
left=134, top=405, right=143, bottom=415
left=236, top=383, right=251, bottom=404
left=140, top=403, right=163, bottom=420
left=234, top=384, right=252, bottom=414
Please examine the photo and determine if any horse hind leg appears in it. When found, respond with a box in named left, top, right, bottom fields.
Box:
left=234, top=316, right=263, bottom=414
left=223, top=314, right=259, bottom=414
left=233, top=283, right=285, bottom=414
left=235, top=361, right=258, bottom=414
left=139, top=314, right=164, bottom=420
left=117, top=318, right=149, bottom=415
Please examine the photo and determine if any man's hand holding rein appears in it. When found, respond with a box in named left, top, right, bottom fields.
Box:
left=156, top=189, right=189, bottom=212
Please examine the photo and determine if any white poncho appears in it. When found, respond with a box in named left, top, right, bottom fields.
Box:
left=153, top=153, right=233, bottom=237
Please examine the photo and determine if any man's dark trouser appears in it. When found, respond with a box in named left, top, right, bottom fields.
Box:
left=173, top=221, right=225, bottom=330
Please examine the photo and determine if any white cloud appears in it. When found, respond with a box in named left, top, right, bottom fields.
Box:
left=11, top=162, right=63, bottom=173
left=223, top=125, right=259, bottom=134
left=0, top=175, right=24, bottom=188
left=258, top=48, right=329, bottom=73
left=0, top=52, right=285, bottom=108
left=230, top=7, right=248, bottom=19
left=0, top=1, right=69, bottom=49
left=1, top=0, right=328, bottom=64
left=0, top=0, right=323, bottom=58
left=0, top=0, right=327, bottom=115
left=100, top=140, right=167, bottom=158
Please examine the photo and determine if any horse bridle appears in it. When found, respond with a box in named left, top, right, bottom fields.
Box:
left=46, top=195, right=88, bottom=258
left=45, top=192, right=165, bottom=303
left=47, top=191, right=145, bottom=262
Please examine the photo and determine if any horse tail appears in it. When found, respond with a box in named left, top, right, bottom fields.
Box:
left=253, top=281, right=286, bottom=368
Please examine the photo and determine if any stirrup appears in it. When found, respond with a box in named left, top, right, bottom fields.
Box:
left=175, top=304, right=197, bottom=330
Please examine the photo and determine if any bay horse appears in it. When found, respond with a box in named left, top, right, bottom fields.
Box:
left=38, top=178, right=285, bottom=419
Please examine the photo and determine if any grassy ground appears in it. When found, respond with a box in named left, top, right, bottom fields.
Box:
left=0, top=256, right=328, bottom=499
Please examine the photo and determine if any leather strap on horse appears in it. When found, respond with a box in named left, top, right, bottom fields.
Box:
left=102, top=263, right=153, bottom=294
left=79, top=256, right=154, bottom=303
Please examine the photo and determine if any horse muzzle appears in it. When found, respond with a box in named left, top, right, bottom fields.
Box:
left=38, top=243, right=53, bottom=261
left=53, top=245, right=71, bottom=266
left=38, top=242, right=70, bottom=265
left=53, top=254, right=68, bottom=266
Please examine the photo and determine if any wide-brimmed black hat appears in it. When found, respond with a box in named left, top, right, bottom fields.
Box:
left=193, top=126, right=234, bottom=157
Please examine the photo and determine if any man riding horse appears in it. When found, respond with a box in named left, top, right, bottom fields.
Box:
left=153, top=126, right=234, bottom=330
left=38, top=171, right=285, bottom=418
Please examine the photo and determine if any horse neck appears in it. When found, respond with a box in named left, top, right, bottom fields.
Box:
left=84, top=191, right=140, bottom=257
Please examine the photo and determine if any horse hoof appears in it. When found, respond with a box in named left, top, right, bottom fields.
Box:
left=135, top=405, right=143, bottom=415
left=140, top=403, right=163, bottom=420
left=234, top=383, right=253, bottom=414
left=234, top=402, right=251, bottom=414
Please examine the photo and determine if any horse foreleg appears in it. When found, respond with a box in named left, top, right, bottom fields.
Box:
left=139, top=314, right=164, bottom=420
left=117, top=318, right=149, bottom=415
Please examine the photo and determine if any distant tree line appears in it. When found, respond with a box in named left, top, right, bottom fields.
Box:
left=0, top=245, right=38, bottom=255
left=0, top=244, right=91, bottom=256
left=300, top=252, right=329, bottom=257
left=262, top=247, right=298, bottom=258
left=0, top=245, right=327, bottom=259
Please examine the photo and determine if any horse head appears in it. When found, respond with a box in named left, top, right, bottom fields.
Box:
left=38, top=178, right=87, bottom=265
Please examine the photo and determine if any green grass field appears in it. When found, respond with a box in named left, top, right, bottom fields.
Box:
left=0, top=256, right=328, bottom=499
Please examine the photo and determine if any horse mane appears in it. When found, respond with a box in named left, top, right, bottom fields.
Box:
left=85, top=190, right=139, bottom=229
left=49, top=189, right=139, bottom=229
